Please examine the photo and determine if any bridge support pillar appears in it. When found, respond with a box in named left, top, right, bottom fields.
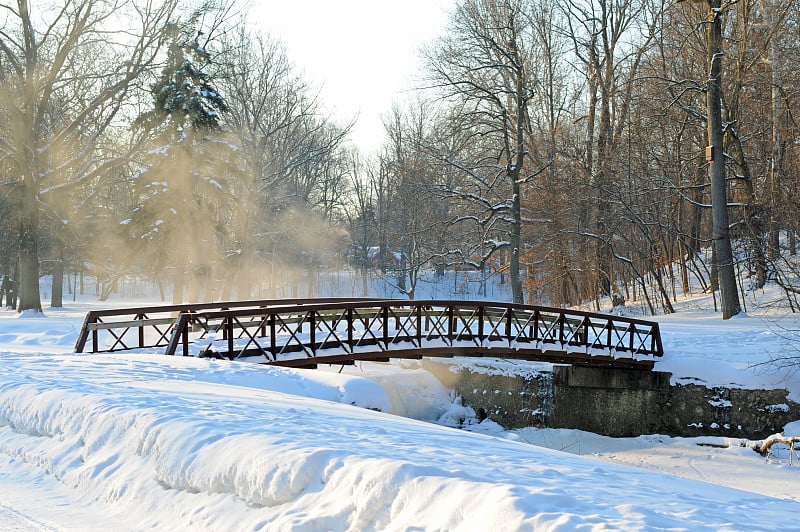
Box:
left=552, top=365, right=671, bottom=390
left=551, top=366, right=672, bottom=437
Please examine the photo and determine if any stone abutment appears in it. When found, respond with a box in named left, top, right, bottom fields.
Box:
left=422, top=361, right=799, bottom=439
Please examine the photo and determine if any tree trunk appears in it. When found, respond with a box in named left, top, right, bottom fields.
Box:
left=595, top=83, right=613, bottom=299
left=752, top=434, right=800, bottom=456
left=680, top=248, right=690, bottom=296
left=708, top=239, right=718, bottom=294
left=766, top=0, right=782, bottom=260
left=187, top=271, right=201, bottom=303
left=51, top=258, right=64, bottom=308
left=652, top=265, right=675, bottom=314
left=17, top=178, right=42, bottom=313
left=0, top=275, right=8, bottom=308
left=707, top=0, right=741, bottom=319
left=361, top=265, right=369, bottom=297
left=510, top=180, right=523, bottom=304
left=236, top=255, right=250, bottom=300
left=10, top=262, right=19, bottom=308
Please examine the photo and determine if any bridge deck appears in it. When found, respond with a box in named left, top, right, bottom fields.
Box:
left=75, top=299, right=663, bottom=370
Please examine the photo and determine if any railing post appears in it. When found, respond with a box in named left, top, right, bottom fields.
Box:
left=477, top=305, right=484, bottom=343
left=558, top=313, right=565, bottom=344
left=628, top=323, right=635, bottom=352
left=533, top=310, right=539, bottom=343
left=416, top=305, right=422, bottom=347
left=182, top=319, right=189, bottom=356
left=309, top=311, right=316, bottom=354
left=164, top=313, right=186, bottom=356
left=505, top=307, right=513, bottom=344
left=269, top=313, right=276, bottom=359
left=227, top=317, right=234, bottom=357
left=528, top=313, right=534, bottom=341
left=74, top=311, right=95, bottom=353
left=382, top=305, right=389, bottom=349
left=448, top=305, right=455, bottom=344
left=652, top=322, right=663, bottom=356
left=138, top=313, right=145, bottom=348
left=582, top=317, right=589, bottom=347
left=606, top=319, right=613, bottom=351
left=347, top=308, right=354, bottom=351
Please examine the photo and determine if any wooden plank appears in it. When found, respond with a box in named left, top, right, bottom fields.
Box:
left=84, top=317, right=176, bottom=331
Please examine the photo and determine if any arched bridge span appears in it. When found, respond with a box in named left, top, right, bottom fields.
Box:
left=75, top=298, right=663, bottom=370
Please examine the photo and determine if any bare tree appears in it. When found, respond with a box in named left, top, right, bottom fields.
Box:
left=702, top=0, right=742, bottom=318
left=423, top=0, right=540, bottom=304
left=0, top=0, right=178, bottom=311
left=217, top=26, right=352, bottom=298
left=562, top=0, right=664, bottom=300
left=343, top=150, right=377, bottom=296
left=376, top=102, right=452, bottom=299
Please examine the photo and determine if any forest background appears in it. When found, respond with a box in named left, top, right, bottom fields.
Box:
left=1, top=0, right=798, bottom=319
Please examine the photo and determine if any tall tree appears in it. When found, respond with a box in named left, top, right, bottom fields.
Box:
left=132, top=8, right=231, bottom=303
left=424, top=0, right=539, bottom=304
left=562, top=0, right=663, bottom=299
left=0, top=0, right=178, bottom=312
left=704, top=0, right=742, bottom=318
left=377, top=102, right=449, bottom=299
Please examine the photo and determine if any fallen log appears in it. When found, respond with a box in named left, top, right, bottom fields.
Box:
left=751, top=433, right=800, bottom=456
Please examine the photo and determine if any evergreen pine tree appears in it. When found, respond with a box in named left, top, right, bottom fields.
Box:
left=137, top=20, right=228, bottom=134
left=131, top=15, right=232, bottom=304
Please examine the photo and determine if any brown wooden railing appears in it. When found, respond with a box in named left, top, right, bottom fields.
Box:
left=73, top=298, right=385, bottom=354
left=76, top=299, right=663, bottom=370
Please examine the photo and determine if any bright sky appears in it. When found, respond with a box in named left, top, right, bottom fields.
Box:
left=248, top=1, right=454, bottom=154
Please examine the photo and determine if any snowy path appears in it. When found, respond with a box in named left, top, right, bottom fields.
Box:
left=0, top=501, right=52, bottom=532
left=0, top=455, right=147, bottom=531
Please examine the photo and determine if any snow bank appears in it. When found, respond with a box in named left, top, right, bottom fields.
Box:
left=655, top=311, right=800, bottom=401
left=0, top=352, right=797, bottom=530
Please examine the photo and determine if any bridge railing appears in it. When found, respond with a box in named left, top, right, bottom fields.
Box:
left=162, top=300, right=663, bottom=368
left=73, top=298, right=387, bottom=354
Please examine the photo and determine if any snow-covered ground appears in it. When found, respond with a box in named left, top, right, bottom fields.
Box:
left=0, top=281, right=798, bottom=530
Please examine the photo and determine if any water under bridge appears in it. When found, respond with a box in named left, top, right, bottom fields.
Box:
left=75, top=298, right=664, bottom=370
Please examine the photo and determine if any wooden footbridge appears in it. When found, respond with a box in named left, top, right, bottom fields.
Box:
left=74, top=298, right=663, bottom=370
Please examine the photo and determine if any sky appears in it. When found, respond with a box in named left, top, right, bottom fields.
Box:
left=248, top=1, right=454, bottom=154
left=0, top=272, right=799, bottom=529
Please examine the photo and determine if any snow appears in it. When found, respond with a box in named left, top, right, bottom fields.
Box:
left=653, top=310, right=800, bottom=401
left=0, top=286, right=798, bottom=529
